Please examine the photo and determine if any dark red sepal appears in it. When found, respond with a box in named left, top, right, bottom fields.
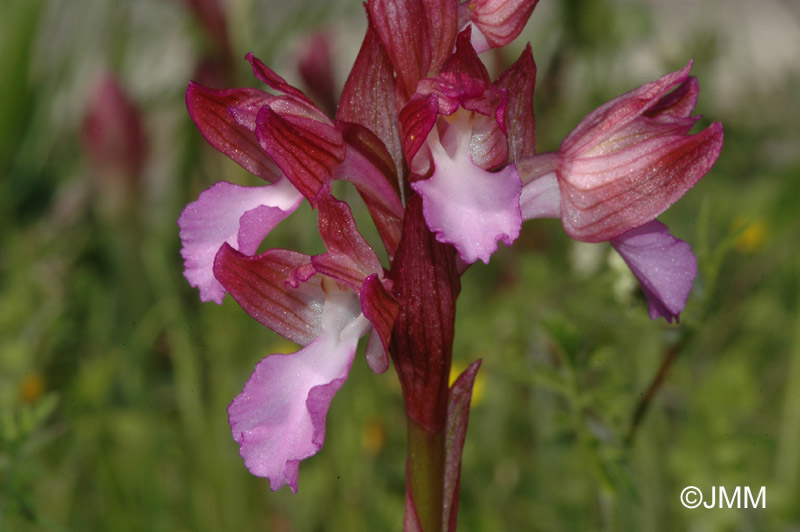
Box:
left=256, top=105, right=345, bottom=205
left=186, top=83, right=282, bottom=181
left=368, top=0, right=429, bottom=100
left=213, top=244, right=325, bottom=346
left=338, top=9, right=406, bottom=184
left=245, top=52, right=314, bottom=106
left=399, top=93, right=439, bottom=172
left=360, top=274, right=400, bottom=374
left=494, top=43, right=537, bottom=162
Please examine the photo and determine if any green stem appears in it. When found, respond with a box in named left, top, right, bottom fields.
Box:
left=406, top=418, right=446, bottom=532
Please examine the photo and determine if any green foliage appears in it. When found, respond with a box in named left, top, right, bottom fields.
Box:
left=1, top=0, right=798, bottom=531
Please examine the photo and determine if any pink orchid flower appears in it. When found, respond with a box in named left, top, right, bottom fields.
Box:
left=179, top=54, right=401, bottom=491
left=399, top=28, right=536, bottom=264
left=519, top=62, right=724, bottom=322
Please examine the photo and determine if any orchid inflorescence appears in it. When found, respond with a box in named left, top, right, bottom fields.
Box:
left=178, top=0, right=722, bottom=528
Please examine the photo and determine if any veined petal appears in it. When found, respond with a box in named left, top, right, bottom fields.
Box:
left=360, top=274, right=399, bottom=374
left=337, top=16, right=405, bottom=189
left=459, top=0, right=539, bottom=53
left=311, top=191, right=384, bottom=291
left=610, top=220, right=697, bottom=323
left=558, top=122, right=723, bottom=241
left=369, top=0, right=429, bottom=99
left=186, top=83, right=282, bottom=181
left=178, top=179, right=303, bottom=303
left=213, top=245, right=326, bottom=346
left=334, top=123, right=404, bottom=257
left=494, top=44, right=537, bottom=162
left=560, top=62, right=694, bottom=156
left=468, top=100, right=509, bottom=169
left=256, top=103, right=346, bottom=204
left=412, top=120, right=521, bottom=264
left=245, top=52, right=314, bottom=106
left=227, top=282, right=370, bottom=492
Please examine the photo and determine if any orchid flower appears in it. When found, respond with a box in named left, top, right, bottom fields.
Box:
left=178, top=0, right=723, bottom=528
left=399, top=28, right=534, bottom=264
left=518, top=62, right=723, bottom=322
left=216, top=189, right=399, bottom=492
left=179, top=54, right=401, bottom=492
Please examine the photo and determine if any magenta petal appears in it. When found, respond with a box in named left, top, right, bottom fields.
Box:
left=178, top=179, right=302, bottom=303
left=227, top=285, right=369, bottom=492
left=610, top=220, right=697, bottom=323
left=412, top=123, right=522, bottom=264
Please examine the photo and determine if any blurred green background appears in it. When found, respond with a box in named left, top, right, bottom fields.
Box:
left=1, top=0, right=799, bottom=530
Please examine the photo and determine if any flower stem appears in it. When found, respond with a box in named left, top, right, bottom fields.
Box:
left=406, top=418, right=446, bottom=532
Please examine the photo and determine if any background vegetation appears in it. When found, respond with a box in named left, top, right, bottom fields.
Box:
left=2, top=0, right=799, bottom=530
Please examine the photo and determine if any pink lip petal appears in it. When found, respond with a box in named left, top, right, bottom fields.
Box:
left=228, top=283, right=369, bottom=492
left=178, top=179, right=302, bottom=303
left=610, top=220, right=697, bottom=323
left=413, top=121, right=521, bottom=264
